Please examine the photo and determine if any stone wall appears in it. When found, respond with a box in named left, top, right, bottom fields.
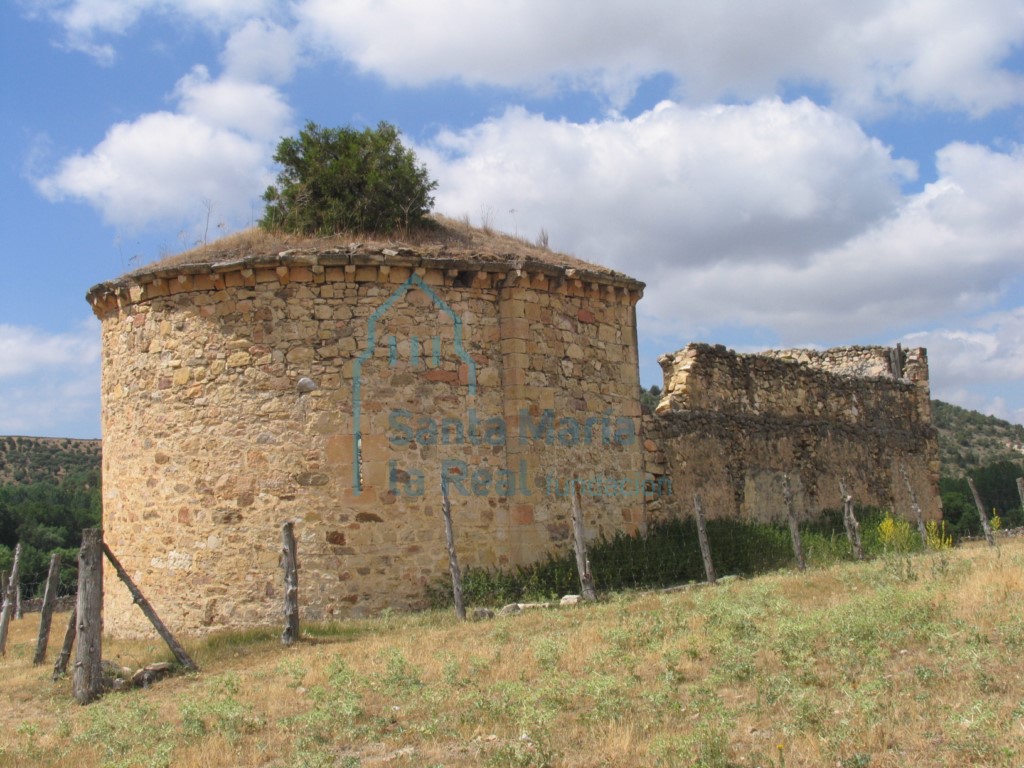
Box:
left=89, top=238, right=944, bottom=638
left=89, top=248, right=645, bottom=637
left=641, top=343, right=940, bottom=525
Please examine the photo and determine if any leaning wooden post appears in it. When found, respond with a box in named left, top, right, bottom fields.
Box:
left=838, top=481, right=863, bottom=560
left=280, top=521, right=300, bottom=645
left=1016, top=476, right=1024, bottom=511
left=52, top=606, right=77, bottom=681
left=33, top=552, right=63, bottom=664
left=101, top=542, right=198, bottom=671
left=900, top=463, right=928, bottom=546
left=440, top=475, right=465, bottom=620
left=0, top=543, right=23, bottom=655
left=783, top=474, right=806, bottom=571
left=571, top=476, right=597, bottom=601
left=966, top=477, right=996, bottom=547
left=74, top=529, right=104, bottom=704
left=692, top=493, right=716, bottom=585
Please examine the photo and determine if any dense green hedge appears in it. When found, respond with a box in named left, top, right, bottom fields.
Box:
left=427, top=508, right=896, bottom=608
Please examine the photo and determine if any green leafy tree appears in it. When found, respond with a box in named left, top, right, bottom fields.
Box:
left=640, top=385, right=662, bottom=411
left=939, top=459, right=1024, bottom=536
left=0, top=471, right=101, bottom=592
left=260, top=121, right=438, bottom=235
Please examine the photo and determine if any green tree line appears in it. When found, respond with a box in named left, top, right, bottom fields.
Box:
left=0, top=469, right=101, bottom=596
left=939, top=460, right=1024, bottom=538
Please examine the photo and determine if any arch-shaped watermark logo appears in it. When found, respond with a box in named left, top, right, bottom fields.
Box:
left=351, top=274, right=476, bottom=494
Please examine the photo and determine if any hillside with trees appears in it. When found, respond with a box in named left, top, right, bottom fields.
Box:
left=931, top=399, right=1024, bottom=475
left=0, top=436, right=101, bottom=485
left=0, top=437, right=101, bottom=595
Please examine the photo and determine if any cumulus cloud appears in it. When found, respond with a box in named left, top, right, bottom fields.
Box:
left=35, top=66, right=292, bottom=232
left=296, top=0, right=1024, bottom=114
left=0, top=321, right=101, bottom=437
left=41, top=0, right=278, bottom=61
left=36, top=1, right=1024, bottom=114
left=427, top=99, right=915, bottom=269
left=423, top=105, right=1023, bottom=343
left=172, top=65, right=293, bottom=141
left=654, top=142, right=1024, bottom=340
left=0, top=321, right=100, bottom=380
left=221, top=18, right=300, bottom=84
left=906, top=308, right=1024, bottom=391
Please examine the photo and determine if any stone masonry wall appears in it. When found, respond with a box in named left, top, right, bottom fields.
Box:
left=89, top=240, right=942, bottom=639
left=642, top=343, right=940, bottom=525
left=90, top=249, right=644, bottom=637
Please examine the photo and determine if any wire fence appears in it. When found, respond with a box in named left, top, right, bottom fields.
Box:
left=425, top=506, right=914, bottom=609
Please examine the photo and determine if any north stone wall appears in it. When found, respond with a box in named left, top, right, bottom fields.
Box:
left=641, top=343, right=940, bottom=525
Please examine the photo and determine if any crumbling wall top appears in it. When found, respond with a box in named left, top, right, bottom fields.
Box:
left=655, top=343, right=931, bottom=427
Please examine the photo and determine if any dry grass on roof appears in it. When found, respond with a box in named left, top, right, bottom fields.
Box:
left=129, top=214, right=621, bottom=278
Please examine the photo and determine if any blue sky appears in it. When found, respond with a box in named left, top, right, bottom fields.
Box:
left=2, top=0, right=1022, bottom=439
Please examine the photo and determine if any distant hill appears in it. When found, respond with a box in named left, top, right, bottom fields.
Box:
left=931, top=400, right=1024, bottom=477
left=0, top=436, right=101, bottom=485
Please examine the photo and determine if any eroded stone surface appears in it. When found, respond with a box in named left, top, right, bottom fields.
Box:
left=642, top=343, right=940, bottom=525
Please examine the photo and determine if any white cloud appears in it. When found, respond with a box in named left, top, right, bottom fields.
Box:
left=906, top=308, right=1024, bottom=393
left=36, top=1, right=1024, bottom=114
left=173, top=65, right=293, bottom=141
left=0, top=321, right=100, bottom=380
left=296, top=0, right=1024, bottom=115
left=35, top=66, right=292, bottom=232
left=221, top=18, right=300, bottom=84
left=426, top=98, right=914, bottom=269
left=649, top=141, right=1024, bottom=340
left=424, top=101, right=1023, bottom=366
left=43, top=0, right=278, bottom=59
left=0, top=321, right=101, bottom=436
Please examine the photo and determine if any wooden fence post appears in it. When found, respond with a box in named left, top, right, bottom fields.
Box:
left=571, top=477, right=597, bottom=601
left=440, top=476, right=465, bottom=620
left=281, top=522, right=299, bottom=645
left=74, top=529, right=103, bottom=704
left=901, top=463, right=928, bottom=546
left=966, top=477, right=996, bottom=547
left=33, top=553, right=62, bottom=664
left=839, top=482, right=864, bottom=560
left=693, top=493, right=716, bottom=585
left=101, top=543, right=198, bottom=672
left=1016, top=476, right=1024, bottom=511
left=783, top=475, right=806, bottom=571
left=52, top=606, right=77, bottom=681
left=0, top=543, right=23, bottom=655
left=15, top=583, right=22, bottom=620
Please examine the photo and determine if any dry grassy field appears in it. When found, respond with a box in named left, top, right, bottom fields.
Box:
left=2, top=540, right=1022, bottom=768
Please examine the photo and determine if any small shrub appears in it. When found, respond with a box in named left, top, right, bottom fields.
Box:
left=260, top=121, right=437, bottom=235
left=926, top=520, right=953, bottom=550
left=877, top=511, right=918, bottom=553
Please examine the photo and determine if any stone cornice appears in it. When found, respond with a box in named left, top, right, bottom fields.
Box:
left=86, top=247, right=645, bottom=317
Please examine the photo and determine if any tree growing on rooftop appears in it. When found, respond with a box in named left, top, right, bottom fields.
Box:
left=260, top=121, right=437, bottom=235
